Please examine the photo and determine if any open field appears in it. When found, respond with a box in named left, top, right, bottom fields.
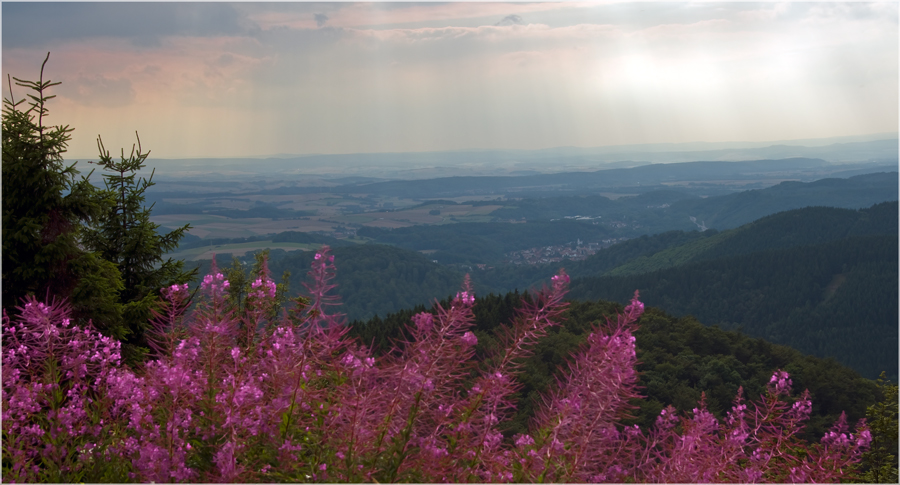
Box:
left=151, top=200, right=509, bottom=238
left=151, top=214, right=346, bottom=239
left=348, top=204, right=505, bottom=226
left=167, top=241, right=315, bottom=261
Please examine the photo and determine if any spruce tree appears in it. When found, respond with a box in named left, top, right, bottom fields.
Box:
left=4, top=54, right=196, bottom=363
left=1, top=53, right=124, bottom=333
left=80, top=133, right=196, bottom=357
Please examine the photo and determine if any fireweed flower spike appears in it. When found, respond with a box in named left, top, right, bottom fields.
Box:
left=2, top=261, right=872, bottom=482
left=201, top=273, right=230, bottom=298
left=302, top=246, right=343, bottom=329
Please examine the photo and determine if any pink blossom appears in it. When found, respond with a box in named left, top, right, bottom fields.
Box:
left=1, top=263, right=871, bottom=484
left=461, top=331, right=478, bottom=347
left=455, top=290, right=475, bottom=306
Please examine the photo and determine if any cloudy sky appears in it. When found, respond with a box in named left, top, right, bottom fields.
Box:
left=2, top=1, right=897, bottom=159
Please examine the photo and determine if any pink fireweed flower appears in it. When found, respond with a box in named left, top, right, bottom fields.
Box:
left=656, top=405, right=679, bottom=431
left=413, top=312, right=434, bottom=333
left=163, top=283, right=189, bottom=301
left=249, top=277, right=277, bottom=300
left=551, top=271, right=570, bottom=292
left=789, top=393, right=813, bottom=421
left=201, top=272, right=230, bottom=297
left=515, top=434, right=535, bottom=448
left=856, top=428, right=873, bottom=448
left=455, top=290, right=475, bottom=307
left=769, top=370, right=792, bottom=395
left=461, top=331, right=478, bottom=347
left=623, top=290, right=644, bottom=320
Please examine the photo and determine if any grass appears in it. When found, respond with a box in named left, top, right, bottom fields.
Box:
left=167, top=241, right=315, bottom=261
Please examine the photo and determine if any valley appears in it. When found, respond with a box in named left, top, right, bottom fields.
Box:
left=141, top=140, right=900, bottom=382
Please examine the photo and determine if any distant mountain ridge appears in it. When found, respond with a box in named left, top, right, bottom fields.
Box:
left=139, top=136, right=897, bottom=182
left=326, top=159, right=894, bottom=199
left=355, top=172, right=898, bottom=269
left=668, top=172, right=899, bottom=229
left=606, top=201, right=899, bottom=277
left=559, top=200, right=899, bottom=380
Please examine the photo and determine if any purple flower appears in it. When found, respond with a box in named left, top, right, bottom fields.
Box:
left=201, top=272, right=230, bottom=297
left=455, top=290, right=475, bottom=306
left=624, top=290, right=644, bottom=319
left=515, top=434, right=535, bottom=448
left=413, top=312, right=434, bottom=333
left=461, top=331, right=478, bottom=347
left=769, top=370, right=792, bottom=395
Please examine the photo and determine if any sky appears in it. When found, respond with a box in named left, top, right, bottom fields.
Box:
left=2, top=1, right=898, bottom=159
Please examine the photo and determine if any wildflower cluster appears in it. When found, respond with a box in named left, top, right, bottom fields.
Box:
left=201, top=272, right=229, bottom=298
left=2, top=249, right=871, bottom=482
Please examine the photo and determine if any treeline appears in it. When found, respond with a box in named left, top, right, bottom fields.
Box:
left=327, top=157, right=846, bottom=198
left=606, top=202, right=898, bottom=276
left=153, top=202, right=315, bottom=219
left=190, top=202, right=898, bottom=382
left=348, top=294, right=880, bottom=442
left=358, top=220, right=617, bottom=264
left=191, top=244, right=481, bottom=322
left=569, top=234, right=899, bottom=380
left=270, top=230, right=357, bottom=247
left=667, top=172, right=898, bottom=229
left=489, top=172, right=897, bottom=232
left=471, top=202, right=897, bottom=291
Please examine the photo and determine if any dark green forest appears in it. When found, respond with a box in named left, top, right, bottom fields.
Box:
left=348, top=294, right=880, bottom=442
left=191, top=244, right=487, bottom=322
left=410, top=201, right=898, bottom=295
left=668, top=172, right=899, bottom=229
left=604, top=201, right=899, bottom=276
left=194, top=202, right=899, bottom=381
left=569, top=234, right=899, bottom=380
left=358, top=220, right=620, bottom=265
left=354, top=173, right=897, bottom=267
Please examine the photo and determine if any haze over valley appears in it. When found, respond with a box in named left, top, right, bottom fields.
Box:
left=151, top=135, right=899, bottom=383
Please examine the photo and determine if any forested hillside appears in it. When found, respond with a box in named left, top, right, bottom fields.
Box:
left=569, top=234, right=899, bottom=380
left=472, top=201, right=898, bottom=291
left=471, top=229, right=716, bottom=293
left=485, top=171, right=896, bottom=228
left=668, top=172, right=898, bottom=229
left=192, top=244, right=478, bottom=321
left=606, top=201, right=898, bottom=276
left=349, top=295, right=880, bottom=441
left=358, top=220, right=617, bottom=265
left=353, top=173, right=898, bottom=267
left=191, top=202, right=899, bottom=381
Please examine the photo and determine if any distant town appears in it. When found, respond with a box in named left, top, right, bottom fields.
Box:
left=503, top=237, right=630, bottom=265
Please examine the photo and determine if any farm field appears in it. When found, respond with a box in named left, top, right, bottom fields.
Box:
left=165, top=241, right=316, bottom=262
left=152, top=202, right=507, bottom=239
left=151, top=214, right=343, bottom=239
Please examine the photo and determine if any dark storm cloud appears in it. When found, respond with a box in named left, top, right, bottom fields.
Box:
left=2, top=3, right=258, bottom=48
left=494, top=15, right=524, bottom=27
left=314, top=13, right=329, bottom=28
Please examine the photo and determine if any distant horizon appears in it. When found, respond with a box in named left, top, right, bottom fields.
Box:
left=69, top=131, right=899, bottom=162
left=5, top=2, right=897, bottom=159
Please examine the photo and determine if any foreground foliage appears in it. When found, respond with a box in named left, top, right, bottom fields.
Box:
left=351, top=295, right=880, bottom=442
left=2, top=248, right=871, bottom=482
left=2, top=56, right=194, bottom=364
